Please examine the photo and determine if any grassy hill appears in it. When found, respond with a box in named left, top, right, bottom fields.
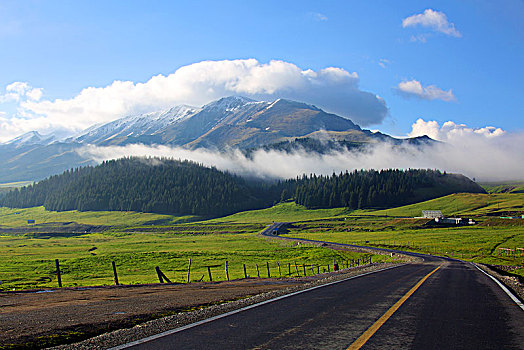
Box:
left=480, top=181, right=524, bottom=194
left=210, top=202, right=349, bottom=224
left=213, top=193, right=524, bottom=223
left=0, top=206, right=197, bottom=227
left=4, top=192, right=522, bottom=228
left=368, top=193, right=524, bottom=218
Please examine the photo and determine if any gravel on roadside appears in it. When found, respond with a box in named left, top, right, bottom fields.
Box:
left=475, top=263, right=524, bottom=304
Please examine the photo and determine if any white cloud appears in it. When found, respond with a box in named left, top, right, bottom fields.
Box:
left=402, top=9, right=461, bottom=38
left=0, top=59, right=387, bottom=141
left=409, top=34, right=428, bottom=43
left=25, top=87, right=43, bottom=101
left=0, top=82, right=48, bottom=141
left=311, top=12, right=328, bottom=21
left=0, top=114, right=59, bottom=142
left=397, top=79, right=456, bottom=102
left=378, top=59, right=389, bottom=69
left=2, top=82, right=43, bottom=102
left=78, top=119, right=524, bottom=182
left=409, top=118, right=505, bottom=141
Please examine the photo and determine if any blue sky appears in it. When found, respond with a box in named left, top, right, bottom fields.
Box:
left=0, top=0, right=522, bottom=141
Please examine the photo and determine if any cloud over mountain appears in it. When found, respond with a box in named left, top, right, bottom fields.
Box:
left=409, top=118, right=505, bottom=140
left=78, top=119, right=524, bottom=182
left=0, top=59, right=388, bottom=141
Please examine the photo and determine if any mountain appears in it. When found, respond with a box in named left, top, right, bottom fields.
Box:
left=70, top=96, right=362, bottom=149
left=0, top=142, right=93, bottom=183
left=68, top=105, right=199, bottom=145
left=0, top=96, right=436, bottom=183
left=5, top=131, right=56, bottom=147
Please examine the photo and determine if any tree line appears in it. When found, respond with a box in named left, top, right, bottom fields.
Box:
left=0, top=157, right=481, bottom=216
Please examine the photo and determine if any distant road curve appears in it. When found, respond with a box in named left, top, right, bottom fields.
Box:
left=115, top=223, right=524, bottom=349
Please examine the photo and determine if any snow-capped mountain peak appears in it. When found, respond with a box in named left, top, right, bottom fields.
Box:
left=202, top=96, right=257, bottom=112
left=4, top=131, right=56, bottom=147
left=71, top=105, right=200, bottom=144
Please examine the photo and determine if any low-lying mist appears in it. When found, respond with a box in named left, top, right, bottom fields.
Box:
left=78, top=131, right=524, bottom=183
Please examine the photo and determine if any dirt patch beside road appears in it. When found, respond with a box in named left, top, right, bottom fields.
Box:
left=0, top=279, right=302, bottom=349
left=0, top=262, right=403, bottom=349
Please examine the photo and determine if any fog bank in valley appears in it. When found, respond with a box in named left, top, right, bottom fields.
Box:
left=79, top=121, right=524, bottom=182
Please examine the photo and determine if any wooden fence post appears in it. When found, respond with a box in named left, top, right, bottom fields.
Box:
left=277, top=262, right=281, bottom=277
left=303, top=264, right=306, bottom=276
left=207, top=266, right=212, bottom=281
left=225, top=261, right=230, bottom=281
left=156, top=266, right=164, bottom=283
left=317, top=265, right=320, bottom=274
left=243, top=264, right=247, bottom=278
left=55, top=259, right=62, bottom=288
left=187, top=258, right=191, bottom=283
left=112, top=261, right=119, bottom=285
left=266, top=262, right=270, bottom=278
left=155, top=267, right=172, bottom=283
left=256, top=264, right=260, bottom=278
left=294, top=261, right=299, bottom=276
left=288, top=263, right=291, bottom=276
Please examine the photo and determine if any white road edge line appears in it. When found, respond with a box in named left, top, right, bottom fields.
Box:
left=472, top=263, right=524, bottom=311
left=110, top=263, right=408, bottom=350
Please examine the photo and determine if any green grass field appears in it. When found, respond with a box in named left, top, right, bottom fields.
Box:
left=1, top=192, right=523, bottom=290
left=0, top=206, right=199, bottom=227
left=0, top=226, right=383, bottom=291
left=210, top=195, right=524, bottom=277
left=287, top=221, right=523, bottom=265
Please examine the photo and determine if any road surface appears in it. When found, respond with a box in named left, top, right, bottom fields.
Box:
left=114, top=224, right=524, bottom=349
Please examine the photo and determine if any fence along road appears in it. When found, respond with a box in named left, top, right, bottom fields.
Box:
left=114, top=224, right=524, bottom=350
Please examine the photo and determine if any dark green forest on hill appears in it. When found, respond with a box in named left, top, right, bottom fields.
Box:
left=0, top=157, right=484, bottom=216
left=0, top=158, right=279, bottom=216
left=294, top=169, right=485, bottom=209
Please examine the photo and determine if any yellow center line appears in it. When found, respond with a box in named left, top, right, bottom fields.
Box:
left=347, top=264, right=443, bottom=350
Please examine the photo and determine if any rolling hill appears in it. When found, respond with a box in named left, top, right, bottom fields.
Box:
left=0, top=158, right=484, bottom=217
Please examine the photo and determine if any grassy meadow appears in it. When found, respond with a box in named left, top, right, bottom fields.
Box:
left=1, top=192, right=523, bottom=290
left=214, top=194, right=524, bottom=277
left=0, top=225, right=382, bottom=291
left=286, top=219, right=524, bottom=271
left=0, top=206, right=199, bottom=227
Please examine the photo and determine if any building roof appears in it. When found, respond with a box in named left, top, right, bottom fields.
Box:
left=422, top=210, right=443, bottom=218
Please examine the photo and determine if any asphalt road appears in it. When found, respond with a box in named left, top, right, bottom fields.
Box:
left=115, top=224, right=524, bottom=350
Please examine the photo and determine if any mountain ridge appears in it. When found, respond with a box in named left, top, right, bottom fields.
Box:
left=0, top=96, right=436, bottom=183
